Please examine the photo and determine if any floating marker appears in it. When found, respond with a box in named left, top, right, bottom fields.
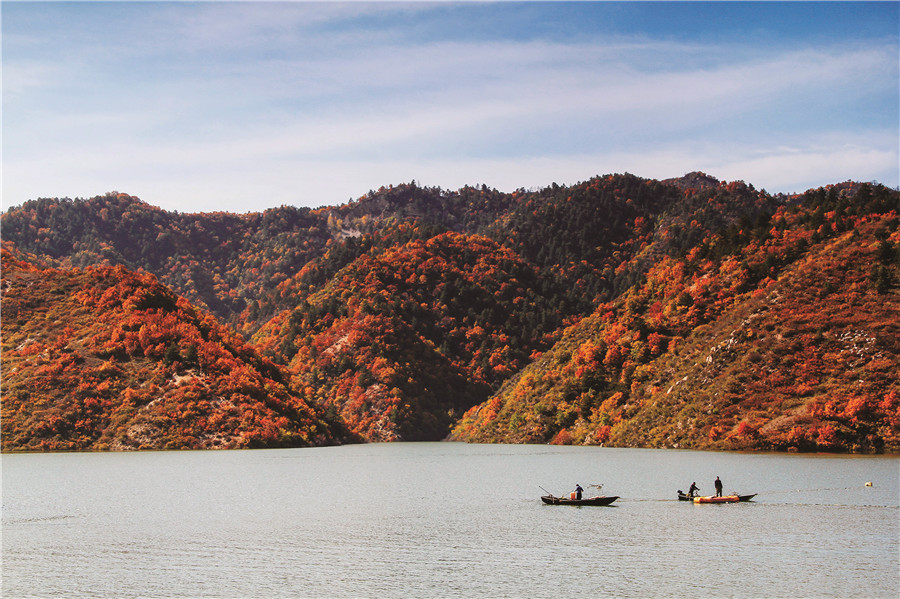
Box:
left=864, top=482, right=873, bottom=487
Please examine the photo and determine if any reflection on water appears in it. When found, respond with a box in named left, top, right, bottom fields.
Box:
left=3, top=443, right=898, bottom=598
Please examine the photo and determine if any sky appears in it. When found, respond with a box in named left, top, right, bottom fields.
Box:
left=2, top=1, right=898, bottom=214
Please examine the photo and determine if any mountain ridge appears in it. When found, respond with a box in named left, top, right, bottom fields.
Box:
left=3, top=173, right=898, bottom=452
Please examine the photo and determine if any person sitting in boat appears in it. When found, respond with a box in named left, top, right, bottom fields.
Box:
left=574, top=484, right=584, bottom=500
left=714, top=476, right=723, bottom=497
left=688, top=482, right=699, bottom=497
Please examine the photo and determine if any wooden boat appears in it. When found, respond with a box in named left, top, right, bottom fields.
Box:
left=694, top=495, right=739, bottom=503
left=679, top=492, right=756, bottom=503
left=541, top=494, right=618, bottom=506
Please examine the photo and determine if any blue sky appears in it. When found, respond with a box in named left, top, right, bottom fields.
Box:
left=3, top=1, right=898, bottom=213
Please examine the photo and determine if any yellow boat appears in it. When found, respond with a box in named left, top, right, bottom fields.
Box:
left=693, top=495, right=739, bottom=503
left=678, top=492, right=756, bottom=503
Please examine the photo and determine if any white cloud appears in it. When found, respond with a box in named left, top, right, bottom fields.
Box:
left=13, top=129, right=894, bottom=215
left=711, top=141, right=900, bottom=193
left=2, top=4, right=896, bottom=212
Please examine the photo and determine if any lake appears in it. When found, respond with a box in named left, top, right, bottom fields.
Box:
left=2, top=443, right=898, bottom=598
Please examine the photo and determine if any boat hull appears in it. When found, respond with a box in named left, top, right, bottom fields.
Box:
left=541, top=495, right=618, bottom=506
left=694, top=495, right=738, bottom=503
left=679, top=492, right=756, bottom=502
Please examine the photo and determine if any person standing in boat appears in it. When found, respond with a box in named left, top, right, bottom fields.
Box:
left=714, top=476, right=723, bottom=497
left=688, top=482, right=699, bottom=497
left=574, top=484, right=584, bottom=500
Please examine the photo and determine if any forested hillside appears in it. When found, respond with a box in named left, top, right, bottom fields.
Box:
left=3, top=173, right=898, bottom=452
left=252, top=230, right=564, bottom=441
left=1, top=246, right=345, bottom=451
left=451, top=184, right=900, bottom=452
left=0, top=194, right=333, bottom=332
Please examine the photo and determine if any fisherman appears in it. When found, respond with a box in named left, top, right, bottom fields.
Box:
left=714, top=476, right=723, bottom=497
left=688, top=482, right=699, bottom=497
left=574, top=484, right=584, bottom=500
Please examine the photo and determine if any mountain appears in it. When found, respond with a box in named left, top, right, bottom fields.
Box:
left=451, top=183, right=900, bottom=452
left=661, top=170, right=722, bottom=191
left=2, top=174, right=898, bottom=451
left=1, top=245, right=346, bottom=451
left=0, top=194, right=334, bottom=334
left=251, top=229, right=563, bottom=441
left=0, top=175, right=756, bottom=332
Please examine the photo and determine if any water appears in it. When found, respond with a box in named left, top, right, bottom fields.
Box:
left=2, top=443, right=898, bottom=598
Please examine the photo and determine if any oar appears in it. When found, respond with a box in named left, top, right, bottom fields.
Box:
left=539, top=485, right=555, bottom=498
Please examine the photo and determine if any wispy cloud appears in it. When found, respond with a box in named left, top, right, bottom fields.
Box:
left=2, top=2, right=897, bottom=212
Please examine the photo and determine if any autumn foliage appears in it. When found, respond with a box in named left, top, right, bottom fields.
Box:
left=1, top=247, right=344, bottom=451
left=451, top=182, right=900, bottom=452
left=2, top=175, right=898, bottom=452
left=252, top=230, right=562, bottom=441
